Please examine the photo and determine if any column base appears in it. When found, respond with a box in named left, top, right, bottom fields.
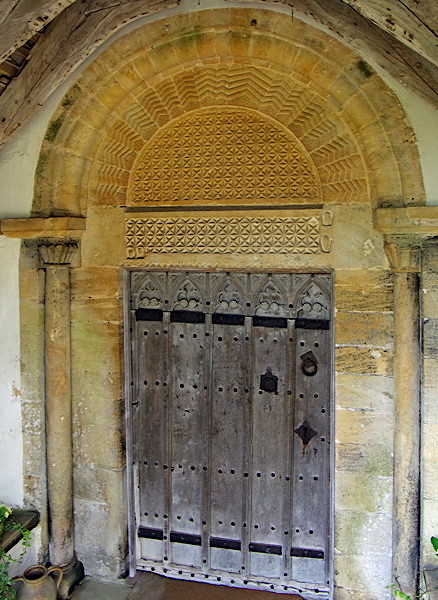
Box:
left=57, top=555, right=84, bottom=599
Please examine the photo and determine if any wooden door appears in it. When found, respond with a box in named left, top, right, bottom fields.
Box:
left=127, top=271, right=332, bottom=600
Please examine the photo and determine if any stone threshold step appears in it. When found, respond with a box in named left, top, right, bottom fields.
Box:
left=70, top=573, right=302, bottom=600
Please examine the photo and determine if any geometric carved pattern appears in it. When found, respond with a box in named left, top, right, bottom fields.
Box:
left=125, top=215, right=322, bottom=258
left=130, top=108, right=320, bottom=205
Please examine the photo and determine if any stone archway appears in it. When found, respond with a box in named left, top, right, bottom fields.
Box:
left=13, top=6, right=429, bottom=600
left=33, top=7, right=424, bottom=217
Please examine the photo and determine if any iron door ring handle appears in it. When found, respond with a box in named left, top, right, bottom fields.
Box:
left=300, top=351, right=318, bottom=376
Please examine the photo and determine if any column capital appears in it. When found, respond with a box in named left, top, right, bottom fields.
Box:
left=38, top=239, right=78, bottom=266
left=384, top=236, right=421, bottom=273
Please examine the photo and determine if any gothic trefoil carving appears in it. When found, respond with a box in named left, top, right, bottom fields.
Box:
left=215, top=281, right=244, bottom=314
left=255, top=281, right=286, bottom=317
left=297, top=282, right=329, bottom=320
left=173, top=281, right=203, bottom=311
left=137, top=278, right=162, bottom=309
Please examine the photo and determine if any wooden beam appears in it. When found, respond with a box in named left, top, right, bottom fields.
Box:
left=0, top=0, right=176, bottom=146
left=0, top=0, right=77, bottom=63
left=0, top=1, right=20, bottom=25
left=0, top=0, right=436, bottom=148
left=340, top=0, right=438, bottom=67
left=265, top=0, right=438, bottom=100
left=0, top=509, right=40, bottom=554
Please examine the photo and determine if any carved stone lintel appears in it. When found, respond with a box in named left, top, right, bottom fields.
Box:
left=38, top=240, right=78, bottom=266
left=384, top=237, right=421, bottom=273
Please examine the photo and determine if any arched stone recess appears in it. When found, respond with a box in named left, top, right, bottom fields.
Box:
left=19, top=5, right=429, bottom=596
left=33, top=7, right=424, bottom=216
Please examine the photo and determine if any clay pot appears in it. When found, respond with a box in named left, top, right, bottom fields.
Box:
left=12, top=564, right=62, bottom=600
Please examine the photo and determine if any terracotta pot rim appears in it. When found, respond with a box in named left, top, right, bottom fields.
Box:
left=23, top=564, right=48, bottom=581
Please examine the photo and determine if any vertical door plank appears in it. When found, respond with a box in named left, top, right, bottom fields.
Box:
left=250, top=324, right=289, bottom=578
left=136, top=318, right=166, bottom=561
left=291, top=327, right=330, bottom=584
left=169, top=320, right=206, bottom=568
left=210, top=320, right=246, bottom=573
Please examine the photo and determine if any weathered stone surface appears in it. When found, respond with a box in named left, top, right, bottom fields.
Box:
left=333, top=587, right=383, bottom=600
left=336, top=408, right=393, bottom=447
left=71, top=298, right=122, bottom=325
left=422, top=277, right=438, bottom=319
left=335, top=373, right=393, bottom=412
left=71, top=267, right=121, bottom=299
left=334, top=552, right=392, bottom=598
left=335, top=346, right=393, bottom=375
left=336, top=442, right=393, bottom=476
left=335, top=283, right=393, bottom=313
left=19, top=267, right=41, bottom=299
left=421, top=498, right=438, bottom=563
left=423, top=388, right=438, bottom=425
left=335, top=510, right=392, bottom=556
left=424, top=358, right=438, bottom=388
left=74, top=495, right=127, bottom=579
left=336, top=471, right=392, bottom=514
left=72, top=320, right=121, bottom=374
left=423, top=318, right=438, bottom=358
left=73, top=393, right=125, bottom=470
left=81, top=207, right=125, bottom=268
left=328, top=207, right=387, bottom=269
left=336, top=311, right=393, bottom=346
left=74, top=465, right=124, bottom=505
left=422, top=423, right=438, bottom=465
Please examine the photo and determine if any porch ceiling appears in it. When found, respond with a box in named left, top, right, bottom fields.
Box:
left=0, top=0, right=436, bottom=148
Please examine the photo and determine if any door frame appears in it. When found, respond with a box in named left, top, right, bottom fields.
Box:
left=124, top=267, right=335, bottom=600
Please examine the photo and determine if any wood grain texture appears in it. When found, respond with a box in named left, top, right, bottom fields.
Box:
left=0, top=0, right=436, bottom=147
left=0, top=0, right=176, bottom=145
left=0, top=0, right=21, bottom=24
left=341, top=0, right=437, bottom=65
left=130, top=271, right=332, bottom=593
left=0, top=0, right=76, bottom=62
left=262, top=0, right=438, bottom=101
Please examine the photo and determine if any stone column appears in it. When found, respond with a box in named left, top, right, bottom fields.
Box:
left=385, top=238, right=421, bottom=598
left=38, top=240, right=84, bottom=599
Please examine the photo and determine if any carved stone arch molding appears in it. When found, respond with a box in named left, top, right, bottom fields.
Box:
left=33, top=7, right=424, bottom=216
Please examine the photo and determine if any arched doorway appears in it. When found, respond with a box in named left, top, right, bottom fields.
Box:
left=21, top=6, right=425, bottom=599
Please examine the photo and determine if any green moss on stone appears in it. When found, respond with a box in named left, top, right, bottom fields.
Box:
left=357, top=59, right=374, bottom=78
left=62, top=95, right=75, bottom=110
left=35, top=151, right=48, bottom=179
left=363, top=444, right=392, bottom=477
left=45, top=114, right=65, bottom=142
